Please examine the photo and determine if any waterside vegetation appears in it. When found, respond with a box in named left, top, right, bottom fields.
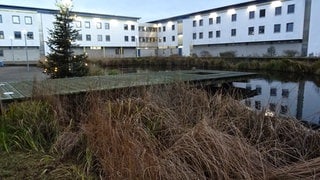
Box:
left=90, top=56, right=320, bottom=76
left=1, top=84, right=320, bottom=179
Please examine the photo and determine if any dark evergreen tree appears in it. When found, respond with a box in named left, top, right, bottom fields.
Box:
left=42, top=1, right=88, bottom=78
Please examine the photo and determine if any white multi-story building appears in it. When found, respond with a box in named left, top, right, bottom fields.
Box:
left=0, top=0, right=319, bottom=63
left=148, top=0, right=320, bottom=57
left=0, top=4, right=139, bottom=62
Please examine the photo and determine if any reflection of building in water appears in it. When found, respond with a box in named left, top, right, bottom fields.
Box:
left=233, top=79, right=320, bottom=124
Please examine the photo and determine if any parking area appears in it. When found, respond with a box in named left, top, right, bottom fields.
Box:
left=0, top=66, right=48, bottom=82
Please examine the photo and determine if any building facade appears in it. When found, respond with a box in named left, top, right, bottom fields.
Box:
left=0, top=0, right=319, bottom=62
left=149, top=0, right=320, bottom=57
left=0, top=4, right=139, bottom=62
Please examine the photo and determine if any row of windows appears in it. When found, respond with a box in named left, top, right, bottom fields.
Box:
left=192, top=23, right=294, bottom=40
left=74, top=21, right=135, bottom=31
left=245, top=100, right=289, bottom=114
left=139, top=26, right=157, bottom=32
left=246, top=85, right=290, bottom=98
left=139, top=37, right=157, bottom=43
left=0, top=15, right=33, bottom=25
left=76, top=34, right=136, bottom=42
left=193, top=4, right=295, bottom=27
left=0, top=30, right=34, bottom=40
left=158, top=24, right=175, bottom=32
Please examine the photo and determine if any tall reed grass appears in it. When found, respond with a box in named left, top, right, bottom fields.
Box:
left=1, top=83, right=320, bottom=179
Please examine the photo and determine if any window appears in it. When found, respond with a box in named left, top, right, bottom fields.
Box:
left=249, top=11, right=255, bottom=19
left=172, top=36, right=175, bottom=41
left=199, top=32, right=203, bottom=39
left=288, top=4, right=295, bottom=14
left=97, top=34, right=102, bottom=41
left=86, top=34, right=91, bottom=41
left=163, top=26, right=166, bottom=32
left=124, top=24, right=128, bottom=30
left=85, top=21, right=90, bottom=28
left=96, top=22, right=102, bottom=29
left=163, top=36, right=166, bottom=42
left=256, top=85, right=262, bottom=95
left=14, top=31, right=21, bottom=39
left=192, top=20, right=196, bottom=27
left=172, top=24, right=175, bottom=30
left=209, top=18, right=213, bottom=25
left=105, top=35, right=110, bottom=42
left=115, top=48, right=121, bottom=55
left=216, top=30, right=221, bottom=38
left=208, top=31, right=213, bottom=38
left=25, top=16, right=32, bottom=25
left=280, top=105, right=288, bottom=114
left=0, top=49, right=3, bottom=57
left=12, top=15, right=20, bottom=24
left=193, top=33, right=196, bottom=40
left=76, top=34, right=82, bottom=41
left=199, top=19, right=203, bottom=26
left=245, top=99, right=251, bottom=107
left=158, top=38, right=162, bottom=42
left=270, top=88, right=277, bottom=96
left=259, top=26, right=265, bottom=34
left=0, top=31, right=4, bottom=39
left=286, top=22, right=294, bottom=32
left=105, top=23, right=110, bottom=29
left=75, top=21, right=81, bottom=28
left=275, top=6, right=282, bottom=15
left=216, top=16, right=221, bottom=24
left=231, top=14, right=237, bottom=22
left=231, top=29, right=236, bottom=36
left=255, top=101, right=261, bottom=110
left=260, top=9, right=266, bottom=18
left=274, top=24, right=281, bottom=33
left=269, top=103, right=276, bottom=112
left=131, top=25, right=135, bottom=31
left=248, top=27, right=254, bottom=35
left=0, top=15, right=2, bottom=23
left=158, top=27, right=161, bottom=32
left=282, top=89, right=289, bottom=98
left=131, top=36, right=135, bottom=42
left=27, top=32, right=33, bottom=39
left=124, top=36, right=129, bottom=42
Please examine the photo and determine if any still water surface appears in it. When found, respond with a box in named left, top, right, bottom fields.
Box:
left=117, top=67, right=320, bottom=125
left=233, top=73, right=320, bottom=125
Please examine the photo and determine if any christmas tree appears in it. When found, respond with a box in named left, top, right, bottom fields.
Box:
left=42, top=0, right=88, bottom=78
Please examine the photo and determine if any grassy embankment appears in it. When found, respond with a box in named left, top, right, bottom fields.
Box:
left=88, top=56, right=320, bottom=76
left=1, top=83, right=320, bottom=179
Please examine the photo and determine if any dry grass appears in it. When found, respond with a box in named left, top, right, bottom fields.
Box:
left=79, top=84, right=320, bottom=179
left=2, top=83, right=320, bottom=179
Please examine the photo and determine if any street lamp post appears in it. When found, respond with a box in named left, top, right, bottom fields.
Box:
left=22, top=30, right=29, bottom=72
left=9, top=36, right=14, bottom=63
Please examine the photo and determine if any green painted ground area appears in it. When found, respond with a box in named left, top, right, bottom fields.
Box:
left=0, top=70, right=256, bottom=101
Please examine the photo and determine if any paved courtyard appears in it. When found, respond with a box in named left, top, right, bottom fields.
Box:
left=0, top=66, right=48, bottom=82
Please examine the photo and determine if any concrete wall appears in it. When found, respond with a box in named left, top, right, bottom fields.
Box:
left=193, top=42, right=302, bottom=57
left=74, top=47, right=136, bottom=58
left=1, top=47, right=40, bottom=61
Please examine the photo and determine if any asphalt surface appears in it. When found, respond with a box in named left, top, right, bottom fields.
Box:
left=0, top=66, right=48, bottom=82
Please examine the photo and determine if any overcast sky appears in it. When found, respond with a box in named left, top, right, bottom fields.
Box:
left=0, top=0, right=251, bottom=22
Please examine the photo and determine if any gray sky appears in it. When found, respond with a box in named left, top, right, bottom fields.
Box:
left=0, top=0, right=251, bottom=22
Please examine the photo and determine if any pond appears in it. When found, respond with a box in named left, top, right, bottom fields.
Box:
left=114, top=67, right=320, bottom=125
left=233, top=73, right=320, bottom=125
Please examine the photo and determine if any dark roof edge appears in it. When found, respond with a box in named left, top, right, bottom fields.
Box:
left=0, top=4, right=140, bottom=21
left=148, top=0, right=274, bottom=23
